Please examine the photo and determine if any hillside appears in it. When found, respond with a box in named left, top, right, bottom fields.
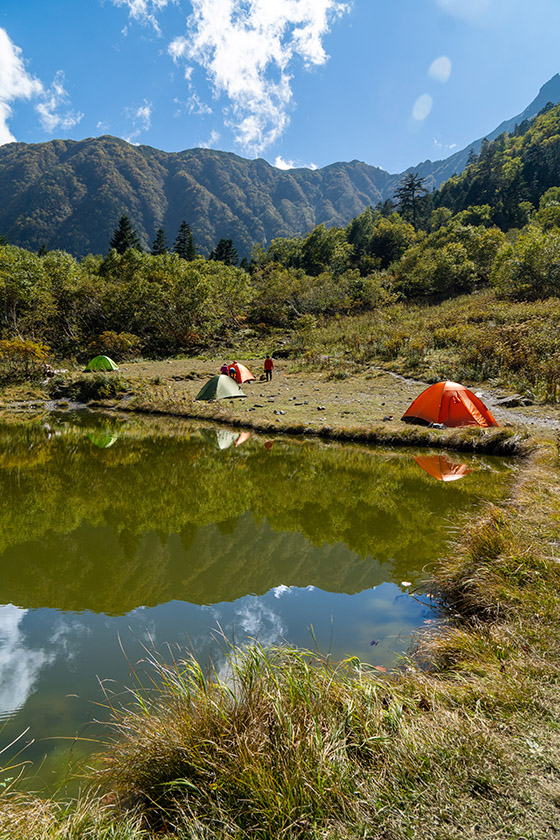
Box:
left=1, top=75, right=560, bottom=258
left=0, top=138, right=396, bottom=258
left=407, top=73, right=560, bottom=190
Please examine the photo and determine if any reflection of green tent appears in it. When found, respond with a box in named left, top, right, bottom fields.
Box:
left=86, top=355, right=119, bottom=371
left=216, top=430, right=238, bottom=450
left=195, top=375, right=246, bottom=401
left=88, top=431, right=118, bottom=448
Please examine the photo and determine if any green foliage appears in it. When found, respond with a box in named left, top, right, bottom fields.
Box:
left=173, top=220, right=196, bottom=260
left=209, top=237, right=238, bottom=266
left=109, top=215, right=141, bottom=255
left=0, top=338, right=49, bottom=383
left=435, top=104, right=560, bottom=230
left=150, top=228, right=168, bottom=256
left=394, top=172, right=428, bottom=227
left=397, top=240, right=478, bottom=297
left=87, top=330, right=141, bottom=361
left=491, top=225, right=560, bottom=300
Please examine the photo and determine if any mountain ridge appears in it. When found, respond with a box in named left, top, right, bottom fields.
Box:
left=1, top=75, right=559, bottom=257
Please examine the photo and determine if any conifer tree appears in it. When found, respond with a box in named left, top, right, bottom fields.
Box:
left=38, top=242, right=48, bottom=256
left=173, top=220, right=196, bottom=260
left=151, top=228, right=168, bottom=255
left=109, top=215, right=141, bottom=254
left=394, top=173, right=427, bottom=227
left=209, top=238, right=238, bottom=266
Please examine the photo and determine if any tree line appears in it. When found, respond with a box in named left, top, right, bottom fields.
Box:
left=110, top=215, right=241, bottom=267
left=1, top=101, right=560, bottom=369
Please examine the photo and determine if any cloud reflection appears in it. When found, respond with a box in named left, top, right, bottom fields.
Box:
left=0, top=606, right=55, bottom=719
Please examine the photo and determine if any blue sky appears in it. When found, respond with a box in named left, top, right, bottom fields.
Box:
left=1, top=0, right=560, bottom=173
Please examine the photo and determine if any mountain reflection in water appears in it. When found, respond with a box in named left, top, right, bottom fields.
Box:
left=0, top=414, right=514, bottom=615
left=0, top=413, right=516, bottom=786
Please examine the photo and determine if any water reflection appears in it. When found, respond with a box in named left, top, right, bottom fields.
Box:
left=413, top=454, right=472, bottom=482
left=0, top=413, right=515, bottom=786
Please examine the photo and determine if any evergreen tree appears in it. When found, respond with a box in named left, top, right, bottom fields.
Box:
left=209, top=238, right=238, bottom=266
left=109, top=215, right=141, bottom=254
left=394, top=173, right=428, bottom=227
left=151, top=228, right=168, bottom=256
left=466, top=148, right=478, bottom=166
left=173, top=220, right=196, bottom=260
left=374, top=198, right=397, bottom=218
left=38, top=242, right=48, bottom=256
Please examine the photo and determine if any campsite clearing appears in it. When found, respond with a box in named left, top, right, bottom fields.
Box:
left=107, top=357, right=560, bottom=443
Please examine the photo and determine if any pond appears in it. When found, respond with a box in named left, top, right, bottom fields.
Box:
left=0, top=411, right=516, bottom=791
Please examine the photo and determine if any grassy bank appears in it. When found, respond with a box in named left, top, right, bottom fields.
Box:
left=2, top=443, right=560, bottom=839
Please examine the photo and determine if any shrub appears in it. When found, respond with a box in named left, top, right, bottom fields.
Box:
left=0, top=339, right=49, bottom=383
left=87, top=330, right=141, bottom=361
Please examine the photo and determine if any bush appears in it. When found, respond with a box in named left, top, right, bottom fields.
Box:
left=87, top=330, right=141, bottom=361
left=0, top=339, right=49, bottom=384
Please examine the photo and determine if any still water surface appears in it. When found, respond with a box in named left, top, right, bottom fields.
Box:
left=0, top=412, right=515, bottom=788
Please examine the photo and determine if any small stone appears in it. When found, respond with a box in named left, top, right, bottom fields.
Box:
left=317, top=406, right=325, bottom=411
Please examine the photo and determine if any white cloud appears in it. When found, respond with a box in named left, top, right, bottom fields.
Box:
left=436, top=0, right=493, bottom=23
left=433, top=137, right=457, bottom=154
left=428, top=56, right=452, bottom=83
left=199, top=128, right=221, bottom=148
left=168, top=0, right=350, bottom=155
left=274, top=154, right=317, bottom=170
left=35, top=70, right=83, bottom=133
left=123, top=99, right=152, bottom=142
left=186, top=92, right=213, bottom=116
left=111, top=0, right=175, bottom=32
left=412, top=93, right=433, bottom=122
left=0, top=27, right=43, bottom=144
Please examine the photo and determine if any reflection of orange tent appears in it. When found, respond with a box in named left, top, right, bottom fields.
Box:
left=402, top=381, right=498, bottom=428
left=413, top=455, right=472, bottom=482
left=234, top=431, right=251, bottom=447
left=228, top=362, right=255, bottom=383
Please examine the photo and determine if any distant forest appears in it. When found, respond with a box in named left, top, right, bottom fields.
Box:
left=1, top=102, right=560, bottom=366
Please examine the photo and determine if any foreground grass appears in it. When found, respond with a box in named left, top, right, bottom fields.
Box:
left=3, top=444, right=560, bottom=838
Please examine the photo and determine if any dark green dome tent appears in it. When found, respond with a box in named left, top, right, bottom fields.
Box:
left=195, top=374, right=246, bottom=401
left=86, top=355, right=119, bottom=371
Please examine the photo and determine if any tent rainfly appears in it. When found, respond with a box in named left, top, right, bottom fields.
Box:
left=86, top=355, right=119, bottom=371
left=402, top=381, right=498, bottom=428
left=227, top=362, right=255, bottom=383
left=195, top=374, right=246, bottom=401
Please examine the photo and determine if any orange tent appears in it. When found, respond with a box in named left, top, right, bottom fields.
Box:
left=227, top=362, right=256, bottom=383
left=413, top=455, right=472, bottom=482
left=402, top=381, right=498, bottom=428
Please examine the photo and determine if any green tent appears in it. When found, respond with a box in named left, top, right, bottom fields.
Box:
left=195, top=374, right=246, bottom=401
left=86, top=355, right=119, bottom=371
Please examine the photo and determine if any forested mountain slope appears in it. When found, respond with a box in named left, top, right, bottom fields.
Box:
left=0, top=138, right=395, bottom=257
left=1, top=75, right=560, bottom=258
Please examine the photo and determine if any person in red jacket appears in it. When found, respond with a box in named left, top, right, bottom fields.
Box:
left=264, top=355, right=274, bottom=382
